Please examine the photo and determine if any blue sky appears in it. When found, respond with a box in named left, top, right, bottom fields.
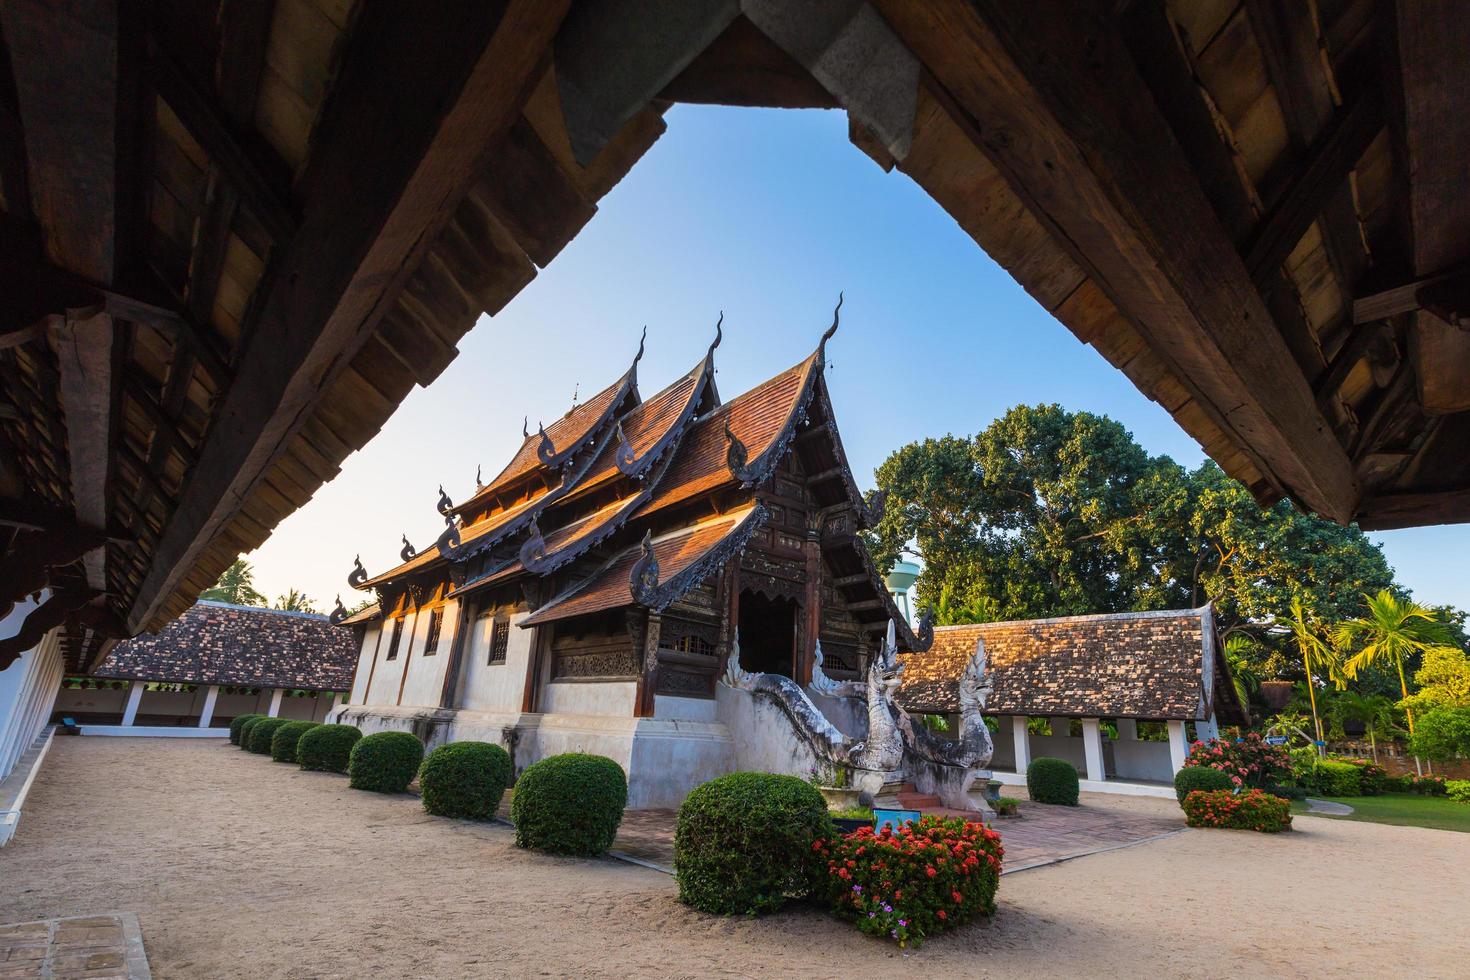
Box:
left=246, top=105, right=1467, bottom=614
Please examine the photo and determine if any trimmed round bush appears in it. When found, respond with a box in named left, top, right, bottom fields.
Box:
left=511, top=753, right=627, bottom=856
left=674, top=772, right=831, bottom=916
left=248, top=717, right=290, bottom=755
left=238, top=716, right=264, bottom=750
left=1174, top=765, right=1234, bottom=803
left=348, top=731, right=424, bottom=793
left=1027, top=757, right=1080, bottom=806
left=270, top=720, right=319, bottom=763
left=228, top=713, right=262, bottom=746
left=419, top=741, right=512, bottom=820
left=298, top=723, right=362, bottom=773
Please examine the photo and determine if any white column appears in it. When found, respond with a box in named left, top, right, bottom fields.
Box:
left=1167, top=719, right=1190, bottom=774
left=1081, top=718, right=1106, bottom=782
left=120, top=681, right=146, bottom=726
left=1116, top=718, right=1138, bottom=740
left=1011, top=715, right=1032, bottom=772
left=198, top=685, right=221, bottom=728
left=266, top=688, right=284, bottom=717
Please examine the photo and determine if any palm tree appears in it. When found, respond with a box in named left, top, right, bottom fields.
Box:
left=273, top=588, right=318, bottom=614
left=1223, top=634, right=1261, bottom=710
left=1282, top=596, right=1343, bottom=756
left=1333, top=691, right=1397, bottom=763
left=201, top=559, right=266, bottom=606
left=1334, top=591, right=1454, bottom=734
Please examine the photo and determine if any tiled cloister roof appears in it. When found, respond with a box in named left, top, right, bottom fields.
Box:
left=96, top=601, right=358, bottom=691
left=897, top=607, right=1249, bottom=724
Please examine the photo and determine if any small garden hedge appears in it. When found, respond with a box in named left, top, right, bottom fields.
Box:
left=229, top=713, right=262, bottom=746
left=1182, top=789, right=1292, bottom=832
left=1026, top=757, right=1079, bottom=806
left=418, top=741, right=512, bottom=820
left=1313, top=759, right=1362, bottom=797
left=270, top=720, right=319, bottom=763
left=1446, top=779, right=1470, bottom=804
left=238, top=716, right=265, bottom=750
left=674, top=772, right=830, bottom=916
left=347, top=731, right=424, bottom=793
left=247, top=717, right=291, bottom=755
left=297, top=723, right=362, bottom=773
left=820, top=815, right=1003, bottom=948
left=511, top=753, right=626, bottom=857
left=1174, top=765, right=1234, bottom=803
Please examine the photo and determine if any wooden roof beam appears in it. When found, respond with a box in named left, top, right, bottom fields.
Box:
left=1357, top=489, right=1470, bottom=531
left=126, top=0, right=570, bottom=633
left=874, top=0, right=1360, bottom=522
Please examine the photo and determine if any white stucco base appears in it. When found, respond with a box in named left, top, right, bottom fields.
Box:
left=74, top=726, right=231, bottom=738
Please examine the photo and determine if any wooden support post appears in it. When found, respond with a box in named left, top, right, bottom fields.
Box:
left=799, top=527, right=822, bottom=686
left=437, top=598, right=472, bottom=709
left=636, top=612, right=662, bottom=718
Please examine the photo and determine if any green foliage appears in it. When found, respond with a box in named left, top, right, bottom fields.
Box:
left=1182, top=789, right=1292, bottom=832
left=1174, top=765, right=1234, bottom=804
left=1026, top=757, right=1079, bottom=806
left=238, top=716, right=263, bottom=750
left=347, top=731, right=424, bottom=793
left=511, top=753, right=627, bottom=857
left=1183, top=733, right=1289, bottom=789
left=1445, top=780, right=1470, bottom=804
left=418, top=741, right=512, bottom=821
left=270, top=721, right=318, bottom=763
left=1405, top=707, right=1470, bottom=763
left=272, top=588, right=318, bottom=613
left=674, top=772, right=831, bottom=915
left=297, top=723, right=362, bottom=773
left=868, top=407, right=1395, bottom=677
left=200, top=559, right=266, bottom=606
left=1401, top=647, right=1470, bottom=714
left=228, top=713, right=262, bottom=746
left=1313, top=760, right=1363, bottom=796
left=247, top=717, right=290, bottom=754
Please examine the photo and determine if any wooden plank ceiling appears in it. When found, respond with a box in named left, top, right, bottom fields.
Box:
left=2, top=0, right=1466, bottom=669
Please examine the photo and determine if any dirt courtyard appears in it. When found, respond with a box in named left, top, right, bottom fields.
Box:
left=2, top=738, right=1466, bottom=978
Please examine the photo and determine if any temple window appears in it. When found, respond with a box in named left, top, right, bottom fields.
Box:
left=384, top=617, right=404, bottom=661
left=488, top=619, right=510, bottom=665
left=422, top=609, right=442, bottom=656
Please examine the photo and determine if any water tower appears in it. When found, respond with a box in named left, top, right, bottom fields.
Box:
left=885, top=558, right=921, bottom=625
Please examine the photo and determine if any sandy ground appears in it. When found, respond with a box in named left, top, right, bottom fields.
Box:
left=2, top=738, right=1467, bottom=979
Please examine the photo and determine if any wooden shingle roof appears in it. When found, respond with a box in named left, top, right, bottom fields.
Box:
left=897, top=607, right=1248, bottom=724
left=95, top=601, right=358, bottom=691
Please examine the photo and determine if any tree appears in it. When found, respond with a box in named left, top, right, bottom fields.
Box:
left=1405, top=707, right=1470, bottom=764
left=274, top=589, right=319, bottom=614
left=1222, top=634, right=1262, bottom=711
left=1331, top=691, right=1399, bottom=763
left=201, top=559, right=266, bottom=606
left=1399, top=646, right=1470, bottom=715
left=1335, top=591, right=1456, bottom=734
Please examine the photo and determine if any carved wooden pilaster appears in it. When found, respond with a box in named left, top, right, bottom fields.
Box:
left=437, top=596, right=472, bottom=709
left=721, top=557, right=741, bottom=675
left=635, top=611, right=662, bottom=717
left=798, top=515, right=823, bottom=685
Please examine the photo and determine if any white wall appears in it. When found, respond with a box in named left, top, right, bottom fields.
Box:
left=1111, top=738, right=1175, bottom=782
left=541, top=680, right=636, bottom=716
left=0, top=600, right=65, bottom=782
left=364, top=609, right=418, bottom=706
left=397, top=600, right=457, bottom=708
left=348, top=623, right=381, bottom=705
left=458, top=607, right=535, bottom=713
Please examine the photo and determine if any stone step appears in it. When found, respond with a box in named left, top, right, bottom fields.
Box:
left=895, top=790, right=941, bottom=809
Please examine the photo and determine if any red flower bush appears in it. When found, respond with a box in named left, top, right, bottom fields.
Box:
left=817, top=815, right=1003, bottom=947
left=1182, top=789, right=1292, bottom=832
left=1182, top=733, right=1288, bottom=790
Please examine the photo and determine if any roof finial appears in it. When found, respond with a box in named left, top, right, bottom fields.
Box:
left=436, top=484, right=453, bottom=517
left=571, top=381, right=580, bottom=409
left=635, top=324, right=647, bottom=364
left=522, top=416, right=529, bottom=439
left=475, top=464, right=483, bottom=488
left=614, top=419, right=639, bottom=475
left=707, top=311, right=724, bottom=359
left=820, top=291, right=844, bottom=350
left=629, top=529, right=661, bottom=606
left=400, top=534, right=416, bottom=563
left=347, top=555, right=368, bottom=589
left=536, top=422, right=557, bottom=464
left=330, top=594, right=348, bottom=626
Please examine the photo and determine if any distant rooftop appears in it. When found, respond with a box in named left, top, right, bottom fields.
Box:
left=95, top=602, right=357, bottom=691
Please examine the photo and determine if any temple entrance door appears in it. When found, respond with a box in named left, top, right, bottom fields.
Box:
left=737, top=591, right=797, bottom=678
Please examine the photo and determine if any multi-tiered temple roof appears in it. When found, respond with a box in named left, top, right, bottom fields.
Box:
left=342, top=310, right=915, bottom=648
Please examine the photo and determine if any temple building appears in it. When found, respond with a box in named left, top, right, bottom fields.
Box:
left=898, top=608, right=1251, bottom=787
left=335, top=310, right=929, bottom=806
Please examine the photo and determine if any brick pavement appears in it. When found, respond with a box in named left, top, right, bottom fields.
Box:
left=0, top=914, right=150, bottom=979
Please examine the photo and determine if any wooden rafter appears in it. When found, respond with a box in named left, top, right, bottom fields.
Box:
left=127, top=0, right=572, bottom=633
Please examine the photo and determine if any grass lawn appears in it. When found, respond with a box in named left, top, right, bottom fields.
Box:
left=1293, top=793, right=1470, bottom=833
